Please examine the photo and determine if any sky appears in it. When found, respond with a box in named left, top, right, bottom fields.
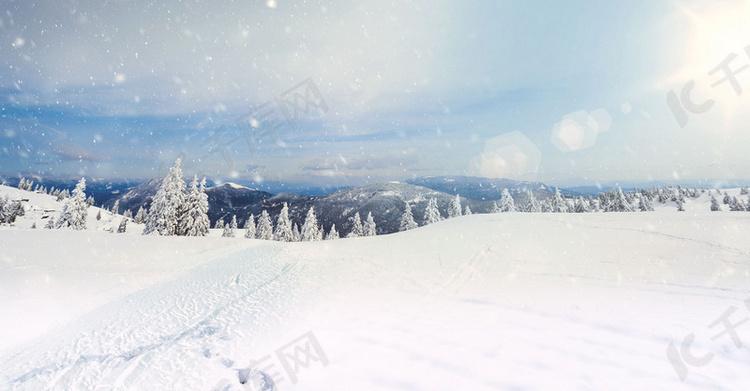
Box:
left=1, top=0, right=750, bottom=187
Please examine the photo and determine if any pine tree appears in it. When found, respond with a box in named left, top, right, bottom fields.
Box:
left=399, top=202, right=418, bottom=231
left=464, top=205, right=472, bottom=215
left=364, top=212, right=377, bottom=236
left=17, top=178, right=25, bottom=190
left=638, top=195, right=654, bottom=212
left=550, top=188, right=569, bottom=213
left=347, top=212, right=364, bottom=238
left=301, top=207, right=321, bottom=241
left=448, top=194, right=462, bottom=218
left=723, top=191, right=731, bottom=205
left=215, top=218, right=224, bottom=230
left=123, top=209, right=133, bottom=219
left=96, top=210, right=102, bottom=220
left=143, top=158, right=187, bottom=236
left=491, top=201, right=501, bottom=213
left=423, top=198, right=442, bottom=225
left=134, top=206, right=148, bottom=224
left=56, top=178, right=89, bottom=230
left=86, top=195, right=95, bottom=207
left=710, top=195, right=721, bottom=211
left=30, top=222, right=36, bottom=229
left=574, top=197, right=591, bottom=213
left=244, top=214, right=256, bottom=238
left=326, top=224, right=339, bottom=240
left=499, top=189, right=516, bottom=212
left=292, top=223, right=301, bottom=242
left=222, top=223, right=233, bottom=237
left=230, top=215, right=238, bottom=235
left=117, top=218, right=128, bottom=233
left=524, top=190, right=542, bottom=213
left=274, top=203, right=293, bottom=242
left=256, top=210, right=274, bottom=240
left=44, top=217, right=55, bottom=229
left=179, top=176, right=210, bottom=236
left=112, top=200, right=120, bottom=215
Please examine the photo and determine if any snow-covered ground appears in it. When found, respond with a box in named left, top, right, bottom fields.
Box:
left=1, top=185, right=750, bottom=390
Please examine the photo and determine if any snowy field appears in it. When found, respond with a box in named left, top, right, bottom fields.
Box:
left=1, top=185, right=750, bottom=390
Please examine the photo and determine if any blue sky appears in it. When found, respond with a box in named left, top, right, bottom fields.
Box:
left=2, top=0, right=750, bottom=187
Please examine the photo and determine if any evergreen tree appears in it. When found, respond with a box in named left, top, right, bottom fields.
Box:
left=524, top=190, right=542, bottom=213
left=364, top=212, right=377, bottom=236
left=399, top=202, right=418, bottom=231
left=179, top=176, right=210, bottom=236
left=499, top=189, right=516, bottom=212
left=17, top=178, right=25, bottom=190
left=222, top=222, right=234, bottom=237
left=292, top=223, right=301, bottom=242
left=112, top=200, right=120, bottom=215
left=30, top=222, right=36, bottom=229
left=143, top=158, right=187, bottom=236
left=134, top=206, right=148, bottom=224
left=710, top=195, right=722, bottom=211
left=44, top=217, right=55, bottom=229
left=723, top=191, right=731, bottom=205
left=550, top=188, right=568, bottom=213
left=256, top=210, right=274, bottom=240
left=230, top=215, right=238, bottom=234
left=325, top=224, right=339, bottom=240
left=117, top=218, right=128, bottom=233
left=490, top=201, right=501, bottom=213
left=347, top=212, right=364, bottom=237
left=244, top=214, right=256, bottom=239
left=423, top=198, right=442, bottom=225
left=56, top=177, right=89, bottom=230
left=274, top=203, right=293, bottom=242
left=96, top=210, right=102, bottom=220
left=215, top=218, right=224, bottom=230
left=86, top=195, right=95, bottom=207
left=448, top=194, right=462, bottom=218
left=574, top=197, right=591, bottom=213
left=464, top=205, right=472, bottom=215
left=124, top=209, right=133, bottom=219
left=301, top=207, right=321, bottom=241
left=638, top=195, right=654, bottom=212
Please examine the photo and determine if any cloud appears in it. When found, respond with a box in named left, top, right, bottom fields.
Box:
left=52, top=143, right=111, bottom=162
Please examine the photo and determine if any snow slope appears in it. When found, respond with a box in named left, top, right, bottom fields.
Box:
left=1, top=185, right=750, bottom=390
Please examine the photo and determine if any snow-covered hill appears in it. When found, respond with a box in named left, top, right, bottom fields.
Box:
left=1, top=185, right=749, bottom=390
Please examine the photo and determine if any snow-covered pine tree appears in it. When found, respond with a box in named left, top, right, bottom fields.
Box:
left=292, top=223, right=301, bottom=242
left=86, top=195, right=95, bottom=206
left=222, top=223, right=233, bottom=237
left=117, top=218, right=127, bottom=233
left=347, top=212, right=364, bottom=238
left=464, top=205, right=472, bottom=215
left=723, top=191, right=731, bottom=205
left=179, top=176, right=210, bottom=236
left=124, top=209, right=133, bottom=219
left=134, top=206, right=147, bottom=224
left=244, top=214, right=256, bottom=239
left=525, top=190, right=542, bottom=213
left=326, top=224, right=339, bottom=240
left=741, top=187, right=749, bottom=195
left=30, top=222, right=36, bottom=229
left=574, top=196, right=591, bottom=213
left=550, top=188, right=568, bottom=213
left=56, top=177, right=89, bottom=230
left=214, top=218, right=224, bottom=230
left=143, top=158, right=187, bottom=236
left=499, top=189, right=516, bottom=212
left=230, top=215, right=238, bottom=235
left=399, top=202, right=418, bottom=231
left=17, top=178, right=25, bottom=190
left=44, top=216, right=55, bottom=229
left=301, top=207, right=321, bottom=241
left=274, top=203, right=293, bottom=242
left=638, top=195, right=654, bottom=212
left=448, top=194, right=462, bottom=218
left=364, top=212, right=377, bottom=236
left=491, top=201, right=501, bottom=213
left=423, top=198, right=442, bottom=225
left=112, top=200, right=120, bottom=215
left=710, top=195, right=721, bottom=211
left=96, top=210, right=102, bottom=220
left=256, top=210, right=274, bottom=240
